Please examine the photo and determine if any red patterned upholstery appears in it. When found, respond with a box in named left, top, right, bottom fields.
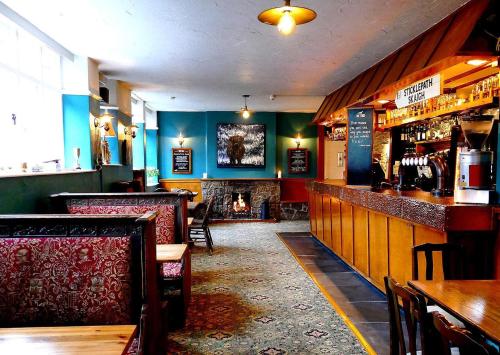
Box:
left=68, top=204, right=176, bottom=244
left=0, top=236, right=133, bottom=326
left=160, top=261, right=183, bottom=279
left=125, top=337, right=139, bottom=355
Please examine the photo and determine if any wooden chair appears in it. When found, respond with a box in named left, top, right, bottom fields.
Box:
left=431, top=311, right=490, bottom=355
left=189, top=196, right=215, bottom=253
left=412, top=243, right=464, bottom=281
left=384, top=276, right=431, bottom=355
left=412, top=243, right=465, bottom=328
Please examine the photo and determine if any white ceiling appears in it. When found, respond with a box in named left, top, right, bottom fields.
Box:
left=2, top=0, right=469, bottom=112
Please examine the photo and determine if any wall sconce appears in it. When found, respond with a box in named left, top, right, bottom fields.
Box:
left=178, top=133, right=185, bottom=147
left=124, top=125, right=138, bottom=139
left=295, top=134, right=301, bottom=148
left=94, top=108, right=116, bottom=137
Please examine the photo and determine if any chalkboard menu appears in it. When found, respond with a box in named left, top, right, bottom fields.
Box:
left=288, top=148, right=309, bottom=174
left=347, top=108, right=373, bottom=185
left=172, top=148, right=192, bottom=174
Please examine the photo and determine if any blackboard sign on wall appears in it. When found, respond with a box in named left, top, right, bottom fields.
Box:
left=172, top=148, right=192, bottom=174
left=288, top=148, right=309, bottom=174
left=346, top=108, right=373, bottom=185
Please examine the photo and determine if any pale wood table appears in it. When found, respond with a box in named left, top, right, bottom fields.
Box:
left=156, top=243, right=191, bottom=317
left=0, top=325, right=136, bottom=355
left=408, top=280, right=500, bottom=343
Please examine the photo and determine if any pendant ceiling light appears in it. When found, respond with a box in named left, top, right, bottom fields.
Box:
left=241, top=95, right=251, bottom=119
left=258, top=0, right=317, bottom=36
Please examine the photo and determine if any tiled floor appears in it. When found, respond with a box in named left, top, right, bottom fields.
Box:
left=278, top=232, right=389, bottom=355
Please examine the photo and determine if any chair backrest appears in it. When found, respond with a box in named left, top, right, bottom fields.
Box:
left=51, top=192, right=189, bottom=244
left=412, top=243, right=464, bottom=280
left=384, top=276, right=430, bottom=355
left=431, top=311, right=489, bottom=355
left=201, top=196, right=215, bottom=227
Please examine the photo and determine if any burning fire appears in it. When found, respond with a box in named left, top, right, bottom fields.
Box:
left=233, top=193, right=248, bottom=212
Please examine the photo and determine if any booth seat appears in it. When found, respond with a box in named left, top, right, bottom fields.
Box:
left=0, top=213, right=160, bottom=355
left=51, top=192, right=190, bottom=280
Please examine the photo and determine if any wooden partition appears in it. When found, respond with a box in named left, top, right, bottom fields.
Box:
left=159, top=179, right=203, bottom=202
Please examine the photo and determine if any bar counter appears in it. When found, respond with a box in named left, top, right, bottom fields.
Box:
left=309, top=180, right=493, bottom=232
left=307, top=180, right=496, bottom=291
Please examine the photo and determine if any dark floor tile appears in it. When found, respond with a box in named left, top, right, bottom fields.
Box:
left=311, top=271, right=365, bottom=287
left=352, top=322, right=390, bottom=355
left=281, top=233, right=389, bottom=355
left=277, top=232, right=311, bottom=238
left=339, top=301, right=389, bottom=323
left=326, top=284, right=386, bottom=303
left=301, top=261, right=352, bottom=273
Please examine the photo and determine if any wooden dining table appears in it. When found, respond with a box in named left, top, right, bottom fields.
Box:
left=0, top=324, right=136, bottom=355
left=408, top=280, right=500, bottom=344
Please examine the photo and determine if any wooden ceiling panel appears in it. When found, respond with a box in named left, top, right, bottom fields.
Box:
left=428, top=0, right=488, bottom=65
left=313, top=0, right=493, bottom=123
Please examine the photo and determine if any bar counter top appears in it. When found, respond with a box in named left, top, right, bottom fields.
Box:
left=307, top=180, right=494, bottom=232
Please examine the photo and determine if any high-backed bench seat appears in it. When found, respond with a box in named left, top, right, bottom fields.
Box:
left=51, top=192, right=191, bottom=328
left=0, top=213, right=159, bottom=355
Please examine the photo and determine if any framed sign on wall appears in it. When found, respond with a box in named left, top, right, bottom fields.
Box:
left=288, top=148, right=309, bottom=174
left=172, top=148, right=192, bottom=174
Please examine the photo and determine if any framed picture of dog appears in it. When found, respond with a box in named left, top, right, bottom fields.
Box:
left=216, top=123, right=266, bottom=168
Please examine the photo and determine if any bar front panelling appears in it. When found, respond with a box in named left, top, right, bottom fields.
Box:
left=414, top=224, right=446, bottom=280
left=368, top=211, right=389, bottom=289
left=322, top=195, right=333, bottom=249
left=331, top=197, right=342, bottom=255
left=340, top=202, right=354, bottom=263
left=388, top=218, right=414, bottom=285
left=353, top=206, right=369, bottom=276
left=315, top=192, right=324, bottom=241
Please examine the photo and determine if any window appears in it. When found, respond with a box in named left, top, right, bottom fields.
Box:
left=0, top=13, right=63, bottom=173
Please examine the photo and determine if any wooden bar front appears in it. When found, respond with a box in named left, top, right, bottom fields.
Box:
left=307, top=180, right=496, bottom=291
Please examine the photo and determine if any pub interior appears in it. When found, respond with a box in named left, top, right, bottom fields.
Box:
left=0, top=1, right=498, bottom=354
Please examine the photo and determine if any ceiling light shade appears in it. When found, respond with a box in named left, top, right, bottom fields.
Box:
left=258, top=0, right=316, bottom=35
left=466, top=59, right=488, bottom=66
left=241, top=95, right=251, bottom=119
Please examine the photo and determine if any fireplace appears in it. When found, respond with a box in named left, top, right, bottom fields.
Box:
left=231, top=192, right=251, bottom=218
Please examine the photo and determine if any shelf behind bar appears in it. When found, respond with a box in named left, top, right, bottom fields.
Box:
left=379, top=95, right=498, bottom=129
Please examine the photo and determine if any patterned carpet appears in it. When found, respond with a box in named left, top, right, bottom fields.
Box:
left=167, top=221, right=366, bottom=354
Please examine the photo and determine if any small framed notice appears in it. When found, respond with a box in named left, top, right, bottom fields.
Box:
left=288, top=148, right=309, bottom=174
left=172, top=148, right=192, bottom=174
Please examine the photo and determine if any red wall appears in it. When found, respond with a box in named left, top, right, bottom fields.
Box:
left=280, top=178, right=312, bottom=203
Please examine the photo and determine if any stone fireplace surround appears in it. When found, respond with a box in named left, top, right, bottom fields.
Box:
left=201, top=179, right=280, bottom=220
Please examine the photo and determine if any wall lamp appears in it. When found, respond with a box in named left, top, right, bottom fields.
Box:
left=94, top=108, right=116, bottom=137
left=178, top=133, right=185, bottom=147
left=124, top=125, right=138, bottom=138
left=295, top=133, right=301, bottom=148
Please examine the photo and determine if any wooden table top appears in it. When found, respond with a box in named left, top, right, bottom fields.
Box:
left=157, top=243, right=188, bottom=262
left=408, top=280, right=500, bottom=343
left=0, top=324, right=136, bottom=355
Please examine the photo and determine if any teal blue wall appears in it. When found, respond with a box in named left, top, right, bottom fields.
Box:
left=62, top=95, right=92, bottom=170
left=206, top=111, right=276, bottom=178
left=146, top=129, right=159, bottom=185
left=158, top=112, right=206, bottom=178
left=132, top=123, right=145, bottom=170
left=156, top=111, right=317, bottom=179
left=276, top=112, right=317, bottom=178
